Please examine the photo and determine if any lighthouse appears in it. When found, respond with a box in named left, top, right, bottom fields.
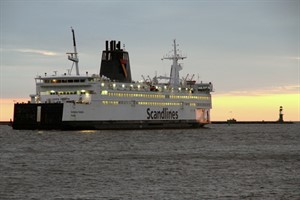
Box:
left=278, top=106, right=284, bottom=123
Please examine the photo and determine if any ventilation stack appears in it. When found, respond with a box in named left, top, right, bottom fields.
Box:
left=100, top=40, right=132, bottom=82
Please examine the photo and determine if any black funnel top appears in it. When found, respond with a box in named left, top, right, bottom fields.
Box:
left=100, top=40, right=132, bottom=82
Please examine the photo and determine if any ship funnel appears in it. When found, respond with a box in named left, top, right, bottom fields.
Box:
left=100, top=40, right=132, bottom=82
left=116, top=41, right=121, bottom=50
left=105, top=41, right=109, bottom=51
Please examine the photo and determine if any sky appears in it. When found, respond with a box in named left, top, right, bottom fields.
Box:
left=0, top=0, right=299, bottom=121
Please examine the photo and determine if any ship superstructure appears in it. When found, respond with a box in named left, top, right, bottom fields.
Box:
left=13, top=29, right=213, bottom=130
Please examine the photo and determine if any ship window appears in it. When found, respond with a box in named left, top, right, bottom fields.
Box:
left=101, top=90, right=108, bottom=95
left=136, top=101, right=181, bottom=106
left=74, top=79, right=79, bottom=83
left=68, top=80, right=73, bottom=83
left=102, top=100, right=118, bottom=105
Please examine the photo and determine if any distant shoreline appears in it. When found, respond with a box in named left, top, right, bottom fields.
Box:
left=212, top=121, right=295, bottom=124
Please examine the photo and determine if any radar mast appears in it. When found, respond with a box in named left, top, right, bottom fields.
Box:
left=162, top=39, right=186, bottom=87
left=66, top=27, right=80, bottom=75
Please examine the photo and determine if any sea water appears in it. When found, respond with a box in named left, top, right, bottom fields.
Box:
left=0, top=124, right=299, bottom=199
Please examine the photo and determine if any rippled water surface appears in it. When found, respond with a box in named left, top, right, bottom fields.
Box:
left=1, top=124, right=299, bottom=199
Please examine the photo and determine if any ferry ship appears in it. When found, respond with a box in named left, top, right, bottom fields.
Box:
left=13, top=29, right=213, bottom=130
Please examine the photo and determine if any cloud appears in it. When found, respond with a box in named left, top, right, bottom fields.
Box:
left=217, top=84, right=300, bottom=96
left=15, top=48, right=58, bottom=56
left=283, top=56, right=300, bottom=60
left=0, top=48, right=59, bottom=56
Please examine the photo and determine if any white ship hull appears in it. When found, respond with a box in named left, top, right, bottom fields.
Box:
left=13, top=92, right=211, bottom=129
left=13, top=102, right=210, bottom=130
left=61, top=98, right=210, bottom=129
left=62, top=96, right=211, bottom=122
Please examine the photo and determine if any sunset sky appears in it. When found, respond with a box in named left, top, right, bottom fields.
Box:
left=0, top=0, right=299, bottom=121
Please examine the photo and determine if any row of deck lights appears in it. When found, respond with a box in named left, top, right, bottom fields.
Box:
left=49, top=89, right=88, bottom=95
left=100, top=82, right=193, bottom=93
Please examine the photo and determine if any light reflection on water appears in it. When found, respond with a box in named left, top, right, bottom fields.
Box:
left=79, top=130, right=97, bottom=134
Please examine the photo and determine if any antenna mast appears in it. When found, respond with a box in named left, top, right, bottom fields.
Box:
left=66, top=27, right=80, bottom=75
left=162, top=39, right=186, bottom=87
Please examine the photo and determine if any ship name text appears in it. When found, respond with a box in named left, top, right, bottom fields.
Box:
left=146, top=108, right=178, bottom=120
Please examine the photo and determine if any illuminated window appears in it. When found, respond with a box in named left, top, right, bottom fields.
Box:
left=102, top=100, right=119, bottom=105
left=101, top=90, right=108, bottom=95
